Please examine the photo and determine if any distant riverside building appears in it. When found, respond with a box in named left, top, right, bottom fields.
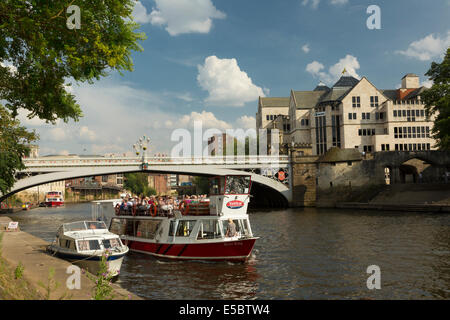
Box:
left=257, top=73, right=437, bottom=155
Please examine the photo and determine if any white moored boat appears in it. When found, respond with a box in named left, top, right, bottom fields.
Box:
left=47, top=221, right=129, bottom=277
left=109, top=174, right=259, bottom=262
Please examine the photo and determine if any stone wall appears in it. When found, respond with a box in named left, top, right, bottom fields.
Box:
left=290, top=155, right=318, bottom=207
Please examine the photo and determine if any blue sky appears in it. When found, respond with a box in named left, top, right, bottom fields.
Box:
left=20, top=0, right=450, bottom=156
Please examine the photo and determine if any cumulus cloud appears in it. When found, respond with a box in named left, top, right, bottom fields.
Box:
left=302, top=0, right=321, bottom=9
left=197, top=56, right=266, bottom=107
left=236, top=116, right=256, bottom=129
left=136, top=0, right=226, bottom=36
left=306, top=54, right=361, bottom=85
left=421, top=79, right=433, bottom=88
left=47, top=127, right=67, bottom=142
left=79, top=126, right=96, bottom=142
left=132, top=1, right=153, bottom=24
left=177, top=111, right=232, bottom=130
left=302, top=44, right=310, bottom=53
left=396, top=31, right=450, bottom=61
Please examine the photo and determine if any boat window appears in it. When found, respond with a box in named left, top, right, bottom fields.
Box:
left=175, top=220, right=197, bottom=237
left=209, top=177, right=225, bottom=195
left=169, top=221, right=177, bottom=237
left=64, top=221, right=87, bottom=232
left=136, top=220, right=162, bottom=239
left=103, top=238, right=121, bottom=249
left=197, top=220, right=222, bottom=240
left=237, top=219, right=250, bottom=237
left=222, top=219, right=250, bottom=237
left=77, top=240, right=101, bottom=251
left=225, top=176, right=251, bottom=194
left=87, top=221, right=107, bottom=230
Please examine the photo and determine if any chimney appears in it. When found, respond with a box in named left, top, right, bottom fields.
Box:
left=401, top=74, right=419, bottom=89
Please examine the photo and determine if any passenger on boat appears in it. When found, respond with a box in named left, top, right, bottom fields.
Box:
left=225, top=218, right=237, bottom=237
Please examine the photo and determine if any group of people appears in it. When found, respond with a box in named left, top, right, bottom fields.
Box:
left=117, top=194, right=209, bottom=216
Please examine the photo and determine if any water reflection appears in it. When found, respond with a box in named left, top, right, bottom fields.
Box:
left=10, top=204, right=450, bottom=299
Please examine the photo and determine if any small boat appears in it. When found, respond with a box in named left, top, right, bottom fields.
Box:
left=47, top=221, right=129, bottom=277
left=109, top=174, right=259, bottom=262
left=44, top=191, right=64, bottom=207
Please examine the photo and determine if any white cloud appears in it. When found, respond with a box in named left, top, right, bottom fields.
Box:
left=132, top=1, right=153, bottom=24
left=178, top=111, right=232, bottom=130
left=302, top=0, right=321, bottom=9
left=79, top=126, right=96, bottom=142
left=396, top=31, right=450, bottom=61
left=47, top=127, right=67, bottom=142
left=197, top=56, right=266, bottom=107
left=306, top=54, right=361, bottom=85
left=236, top=116, right=256, bottom=129
left=139, top=0, right=226, bottom=36
left=421, top=79, right=433, bottom=88
left=302, top=44, right=310, bottom=53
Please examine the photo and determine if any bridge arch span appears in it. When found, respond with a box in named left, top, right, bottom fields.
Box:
left=1, top=165, right=290, bottom=206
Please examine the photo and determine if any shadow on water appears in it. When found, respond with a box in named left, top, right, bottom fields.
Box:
left=9, top=203, right=450, bottom=299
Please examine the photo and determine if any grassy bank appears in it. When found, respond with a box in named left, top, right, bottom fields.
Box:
left=0, top=233, right=43, bottom=300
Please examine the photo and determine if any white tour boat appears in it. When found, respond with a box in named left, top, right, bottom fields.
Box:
left=47, top=221, right=129, bottom=277
left=109, top=174, right=259, bottom=262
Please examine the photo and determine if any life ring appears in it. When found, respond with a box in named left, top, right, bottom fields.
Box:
left=149, top=204, right=157, bottom=217
left=115, top=204, right=120, bottom=215
left=179, top=201, right=190, bottom=215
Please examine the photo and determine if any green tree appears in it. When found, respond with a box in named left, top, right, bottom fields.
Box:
left=124, top=173, right=156, bottom=197
left=0, top=107, right=38, bottom=195
left=192, top=176, right=209, bottom=195
left=0, top=1, right=145, bottom=195
left=421, top=47, right=450, bottom=150
left=0, top=0, right=146, bottom=122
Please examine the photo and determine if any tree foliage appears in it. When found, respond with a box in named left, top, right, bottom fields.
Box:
left=124, top=173, right=156, bottom=197
left=0, top=106, right=38, bottom=195
left=421, top=47, right=450, bottom=150
left=0, top=0, right=146, bottom=122
left=0, top=1, right=145, bottom=195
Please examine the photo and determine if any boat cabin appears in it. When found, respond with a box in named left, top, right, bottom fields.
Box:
left=56, top=221, right=124, bottom=253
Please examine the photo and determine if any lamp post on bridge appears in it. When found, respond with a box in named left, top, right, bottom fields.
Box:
left=133, top=136, right=151, bottom=165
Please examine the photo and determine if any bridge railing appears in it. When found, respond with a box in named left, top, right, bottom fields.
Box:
left=22, top=155, right=290, bottom=167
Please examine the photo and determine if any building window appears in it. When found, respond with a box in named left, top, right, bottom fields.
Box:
left=266, top=115, right=270, bottom=121
left=358, top=129, right=362, bottom=136
left=352, top=96, right=361, bottom=108
left=420, top=110, right=425, bottom=117
left=393, top=110, right=397, bottom=117
left=370, top=96, right=379, bottom=107
left=426, top=127, right=430, bottom=137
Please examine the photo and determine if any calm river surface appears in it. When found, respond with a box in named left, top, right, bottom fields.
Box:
left=10, top=203, right=450, bottom=300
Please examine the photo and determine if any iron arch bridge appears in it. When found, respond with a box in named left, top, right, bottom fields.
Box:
left=1, top=156, right=292, bottom=207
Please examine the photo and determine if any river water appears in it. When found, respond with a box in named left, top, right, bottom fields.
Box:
left=9, top=203, right=450, bottom=300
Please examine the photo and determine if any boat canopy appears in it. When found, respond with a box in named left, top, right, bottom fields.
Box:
left=209, top=175, right=252, bottom=196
